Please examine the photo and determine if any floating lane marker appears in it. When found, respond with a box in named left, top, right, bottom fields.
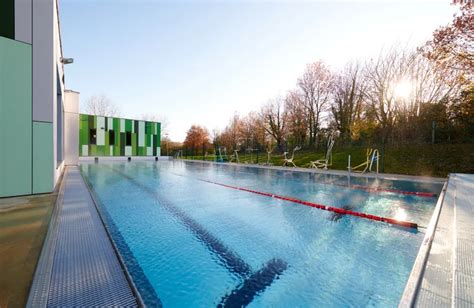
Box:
left=196, top=178, right=418, bottom=230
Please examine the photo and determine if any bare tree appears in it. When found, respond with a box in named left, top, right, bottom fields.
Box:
left=239, top=111, right=266, bottom=151
left=297, top=61, right=334, bottom=147
left=260, top=97, right=287, bottom=151
left=285, top=90, right=308, bottom=146
left=363, top=47, right=413, bottom=143
left=331, top=61, right=366, bottom=142
left=220, top=114, right=243, bottom=152
left=83, top=95, right=120, bottom=117
left=404, top=52, right=456, bottom=117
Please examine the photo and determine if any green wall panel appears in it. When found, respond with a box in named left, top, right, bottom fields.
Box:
left=132, top=134, right=137, bottom=156
left=0, top=38, right=32, bottom=197
left=33, top=122, right=53, bottom=194
left=125, top=119, right=132, bottom=132
left=113, top=118, right=120, bottom=132
left=156, top=123, right=161, bottom=147
left=79, top=114, right=161, bottom=156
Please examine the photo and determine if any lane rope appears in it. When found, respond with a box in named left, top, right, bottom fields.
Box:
left=172, top=173, right=418, bottom=229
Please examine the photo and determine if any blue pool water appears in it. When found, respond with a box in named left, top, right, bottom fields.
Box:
left=80, top=161, right=443, bottom=307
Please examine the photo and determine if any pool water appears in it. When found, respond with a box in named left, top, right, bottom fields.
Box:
left=80, top=161, right=442, bottom=307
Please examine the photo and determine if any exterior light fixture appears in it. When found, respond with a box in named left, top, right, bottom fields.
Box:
left=61, top=57, right=74, bottom=64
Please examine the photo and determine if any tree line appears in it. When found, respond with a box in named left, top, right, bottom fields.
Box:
left=182, top=5, right=473, bottom=157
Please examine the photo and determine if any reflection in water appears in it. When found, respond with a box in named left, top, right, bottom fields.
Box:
left=394, top=208, right=407, bottom=221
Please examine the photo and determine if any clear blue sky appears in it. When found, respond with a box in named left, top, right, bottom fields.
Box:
left=60, top=0, right=457, bottom=141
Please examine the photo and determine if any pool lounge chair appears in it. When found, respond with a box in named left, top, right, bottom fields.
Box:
left=309, top=137, right=335, bottom=170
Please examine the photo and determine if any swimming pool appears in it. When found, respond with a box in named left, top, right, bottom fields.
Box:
left=80, top=160, right=443, bottom=307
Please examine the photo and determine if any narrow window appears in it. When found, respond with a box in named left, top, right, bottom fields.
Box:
left=109, top=130, right=115, bottom=146
left=90, top=129, right=97, bottom=145
left=126, top=131, right=132, bottom=146
left=0, top=0, right=15, bottom=39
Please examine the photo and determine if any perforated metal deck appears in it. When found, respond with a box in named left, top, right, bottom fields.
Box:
left=401, top=173, right=474, bottom=307
left=28, top=166, right=139, bottom=307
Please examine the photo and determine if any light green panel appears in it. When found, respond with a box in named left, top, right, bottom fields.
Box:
left=33, top=122, right=53, bottom=194
left=0, top=37, right=32, bottom=197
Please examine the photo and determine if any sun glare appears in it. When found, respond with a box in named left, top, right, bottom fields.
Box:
left=394, top=208, right=408, bottom=221
left=393, top=80, right=412, bottom=100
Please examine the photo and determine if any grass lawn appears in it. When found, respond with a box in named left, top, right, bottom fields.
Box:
left=183, top=143, right=474, bottom=178
left=0, top=193, right=57, bottom=308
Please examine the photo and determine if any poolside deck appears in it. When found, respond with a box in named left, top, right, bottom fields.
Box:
left=401, top=173, right=473, bottom=307
left=27, top=166, right=139, bottom=307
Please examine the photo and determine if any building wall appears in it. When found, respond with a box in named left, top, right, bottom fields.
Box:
left=0, top=37, right=32, bottom=197
left=0, top=0, right=68, bottom=197
left=79, top=115, right=161, bottom=157
left=64, top=91, right=80, bottom=165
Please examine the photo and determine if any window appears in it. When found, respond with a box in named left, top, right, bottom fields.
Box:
left=126, top=131, right=131, bottom=146
left=109, top=130, right=115, bottom=146
left=90, top=129, right=97, bottom=145
left=0, top=0, right=15, bottom=39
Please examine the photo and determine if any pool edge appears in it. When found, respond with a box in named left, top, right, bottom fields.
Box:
left=399, top=178, right=449, bottom=307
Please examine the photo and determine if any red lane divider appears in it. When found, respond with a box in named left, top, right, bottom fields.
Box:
left=197, top=178, right=418, bottom=230
left=329, top=183, right=437, bottom=198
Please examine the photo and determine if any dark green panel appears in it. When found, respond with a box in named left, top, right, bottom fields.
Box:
left=146, top=134, right=151, bottom=147
left=132, top=133, right=137, bottom=156
left=96, top=146, right=105, bottom=156
left=125, top=119, right=132, bottom=132
left=115, top=127, right=120, bottom=145
left=88, top=115, right=95, bottom=129
left=90, top=145, right=97, bottom=156
left=120, top=133, right=125, bottom=155
left=113, top=118, right=120, bottom=132
left=153, top=135, right=157, bottom=156
left=156, top=123, right=161, bottom=147
left=0, top=0, right=15, bottom=39
left=134, top=121, right=139, bottom=134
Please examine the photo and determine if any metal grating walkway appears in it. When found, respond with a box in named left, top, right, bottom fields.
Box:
left=410, top=174, right=474, bottom=307
left=28, top=166, right=138, bottom=307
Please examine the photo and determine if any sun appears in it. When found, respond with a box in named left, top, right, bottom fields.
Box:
left=393, top=79, right=412, bottom=100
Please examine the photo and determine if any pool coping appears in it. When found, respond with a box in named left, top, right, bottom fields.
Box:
left=399, top=179, right=449, bottom=307
left=402, top=173, right=474, bottom=307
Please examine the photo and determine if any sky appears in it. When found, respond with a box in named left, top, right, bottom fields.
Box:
left=60, top=0, right=458, bottom=141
